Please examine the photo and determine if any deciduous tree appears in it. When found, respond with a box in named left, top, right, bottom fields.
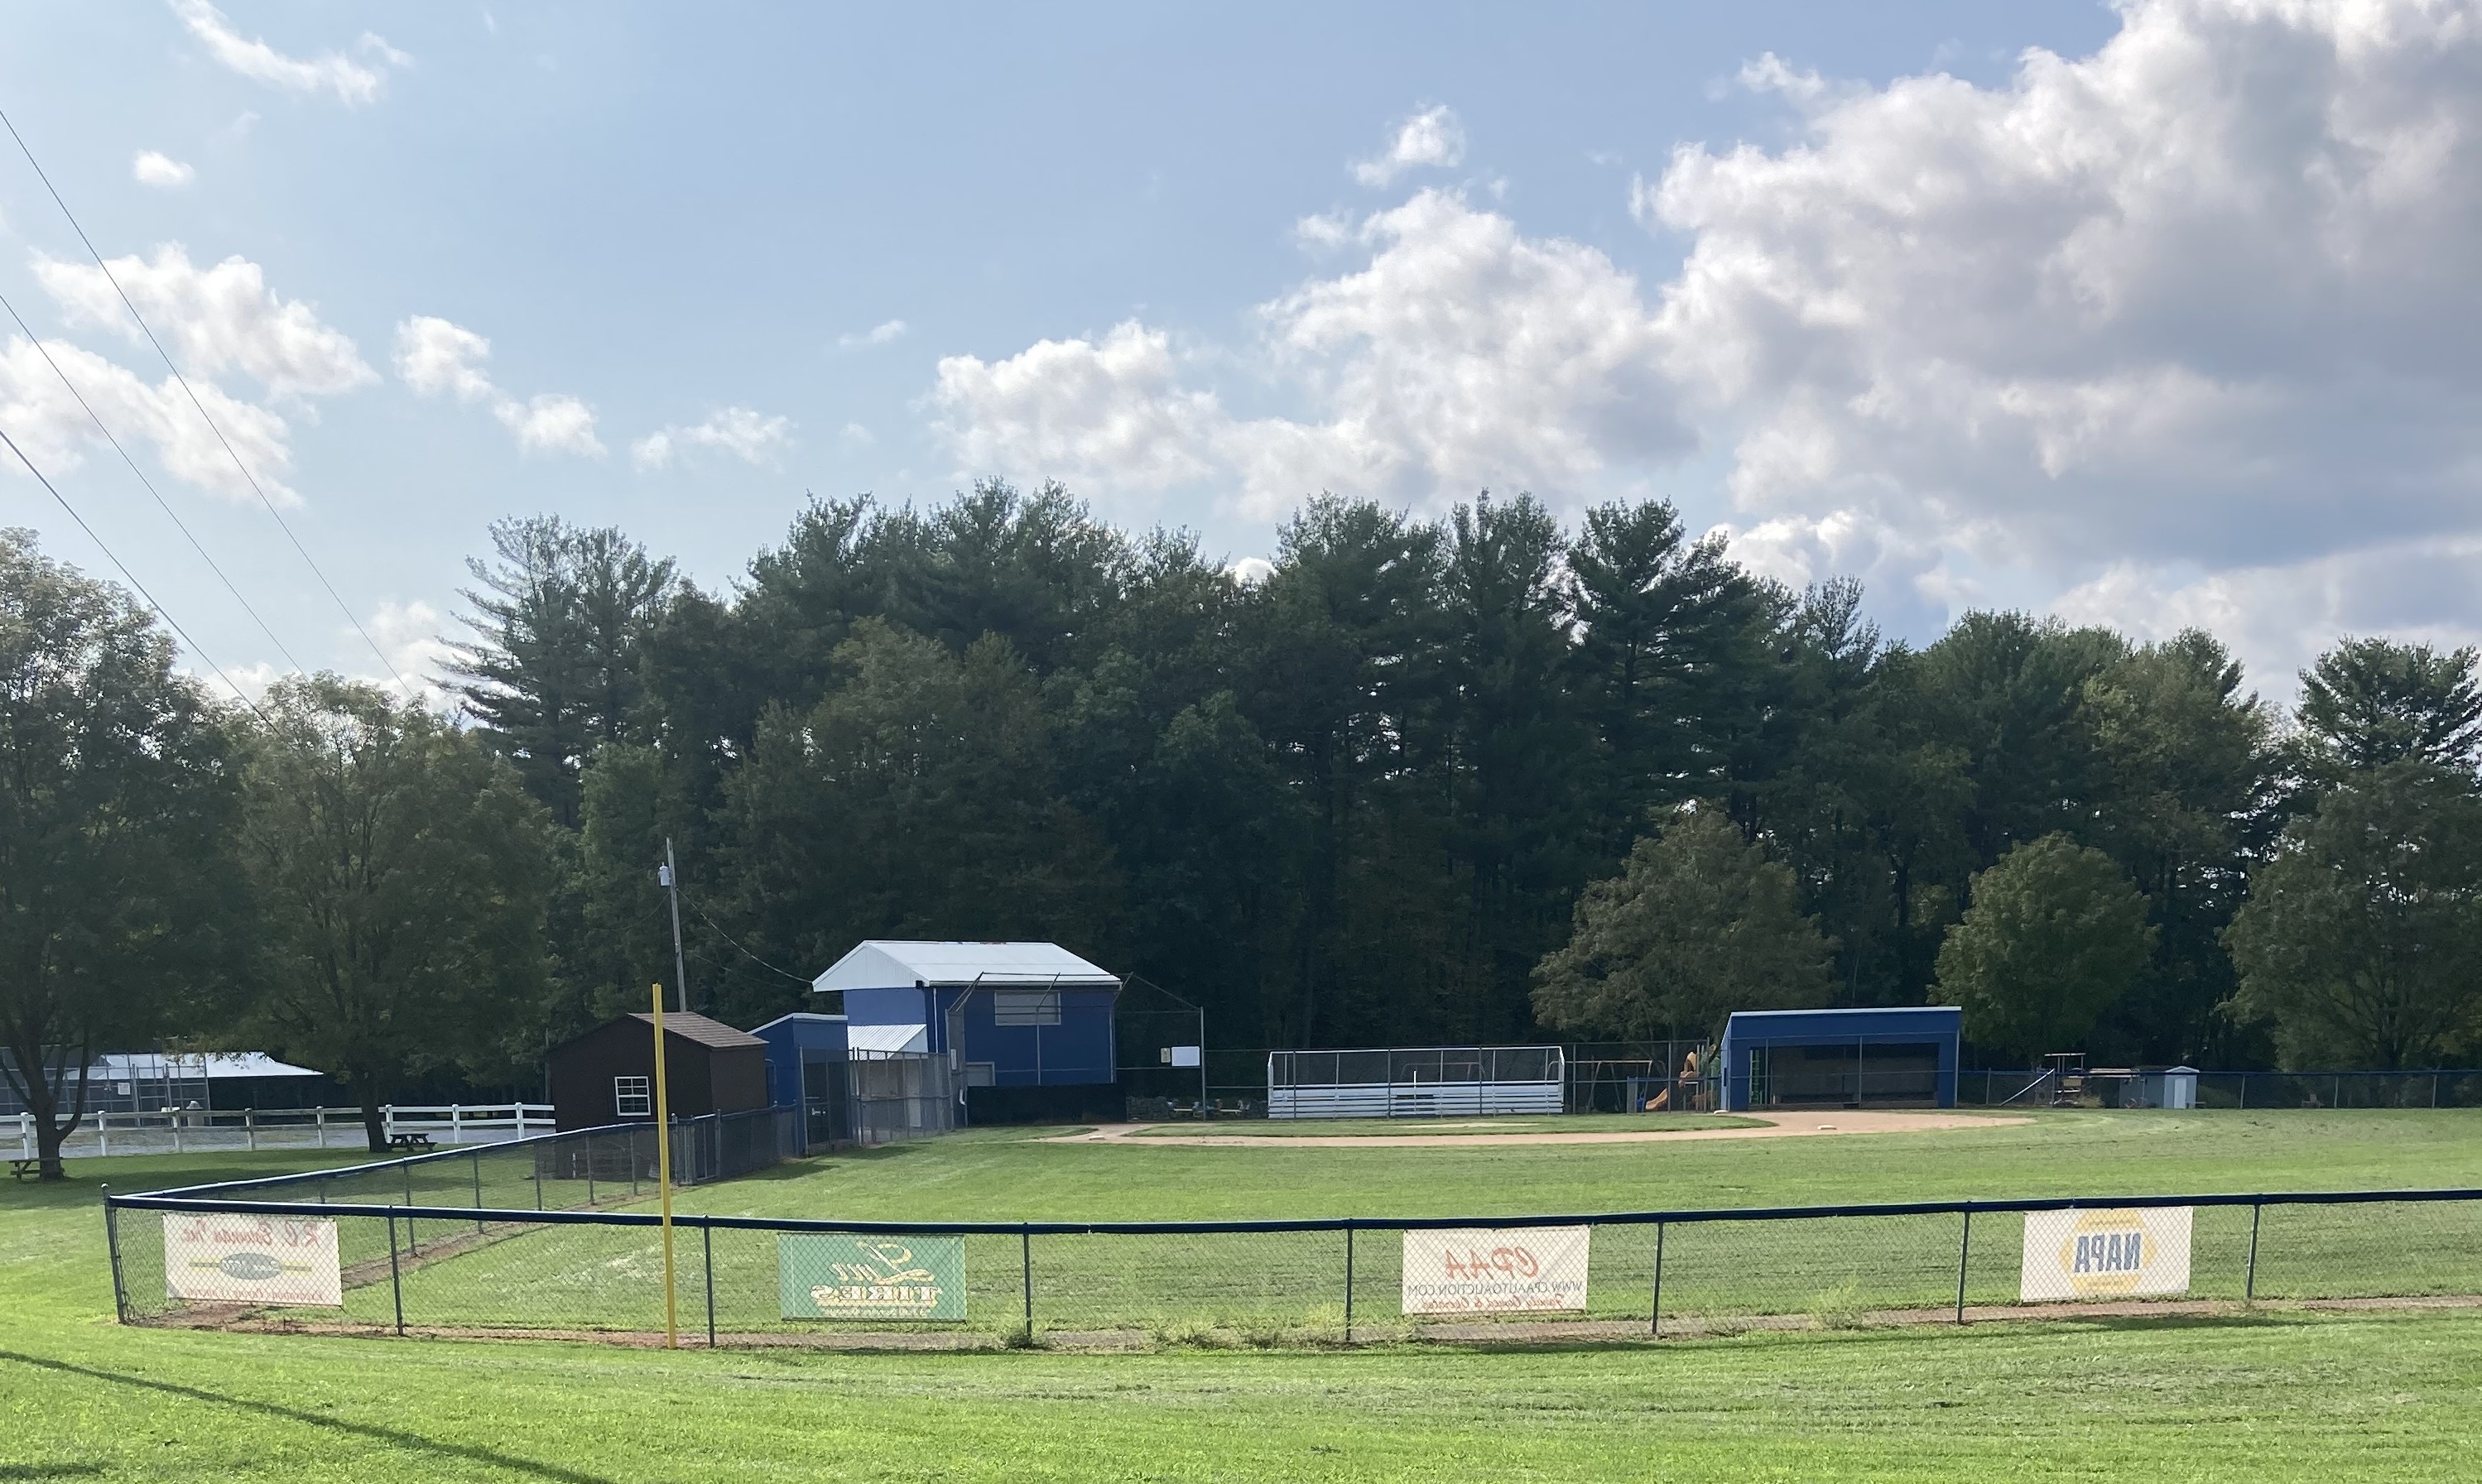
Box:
left=1935, top=833, right=2156, bottom=1061
left=238, top=676, right=557, bottom=1150
left=1532, top=807, right=1835, bottom=1040
left=0, top=532, right=239, bottom=1178
left=2225, top=763, right=2482, bottom=1069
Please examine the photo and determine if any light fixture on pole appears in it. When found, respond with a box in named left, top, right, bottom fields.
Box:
left=657, top=839, right=688, bottom=1015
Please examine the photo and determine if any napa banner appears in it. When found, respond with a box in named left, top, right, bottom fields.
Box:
left=778, top=1234, right=967, bottom=1320
left=1401, top=1226, right=1590, bottom=1314
left=162, top=1213, right=342, bottom=1307
left=2020, top=1207, right=2193, bottom=1302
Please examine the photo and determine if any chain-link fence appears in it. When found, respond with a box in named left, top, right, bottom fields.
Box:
left=105, top=1141, right=2482, bottom=1348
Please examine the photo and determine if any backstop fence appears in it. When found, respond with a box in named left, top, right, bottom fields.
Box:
left=103, top=1144, right=2482, bottom=1348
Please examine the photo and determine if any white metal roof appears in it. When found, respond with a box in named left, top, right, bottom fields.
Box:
left=812, top=940, right=1119, bottom=994
left=92, top=1052, right=324, bottom=1080
left=847, top=1022, right=931, bottom=1056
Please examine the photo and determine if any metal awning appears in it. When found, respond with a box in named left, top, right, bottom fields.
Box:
left=846, top=1023, right=931, bottom=1057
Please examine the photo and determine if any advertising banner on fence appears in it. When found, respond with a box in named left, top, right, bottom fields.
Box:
left=778, top=1234, right=967, bottom=1320
left=162, top=1213, right=341, bottom=1306
left=1401, top=1226, right=1590, bottom=1314
left=2020, top=1207, right=2193, bottom=1302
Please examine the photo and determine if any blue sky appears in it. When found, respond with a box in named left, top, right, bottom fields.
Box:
left=5, top=2, right=2477, bottom=703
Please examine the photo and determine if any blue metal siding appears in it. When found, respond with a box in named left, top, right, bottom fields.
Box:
left=751, top=1016, right=848, bottom=1108
left=835, top=981, right=1118, bottom=1088
left=1719, top=1007, right=1962, bottom=1111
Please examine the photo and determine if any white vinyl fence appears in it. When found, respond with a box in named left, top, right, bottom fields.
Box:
left=14, top=1104, right=552, bottom=1160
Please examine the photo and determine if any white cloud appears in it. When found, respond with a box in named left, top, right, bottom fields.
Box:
left=631, top=406, right=792, bottom=469
left=495, top=394, right=604, bottom=458
left=0, top=334, right=297, bottom=502
left=394, top=315, right=603, bottom=458
left=36, top=245, right=373, bottom=399
left=392, top=315, right=496, bottom=402
left=132, top=151, right=195, bottom=189
left=170, top=0, right=409, bottom=107
left=838, top=319, right=907, bottom=348
left=364, top=598, right=457, bottom=708
left=1354, top=105, right=1466, bottom=187
left=934, top=190, right=1685, bottom=521
left=931, top=0, right=2482, bottom=689
left=1636, top=0, right=2482, bottom=669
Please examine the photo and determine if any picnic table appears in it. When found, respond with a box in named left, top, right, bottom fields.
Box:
left=386, top=1131, right=435, bottom=1153
left=9, top=1157, right=41, bottom=1181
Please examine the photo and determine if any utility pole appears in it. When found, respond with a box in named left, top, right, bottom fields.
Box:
left=658, top=838, right=689, bottom=1014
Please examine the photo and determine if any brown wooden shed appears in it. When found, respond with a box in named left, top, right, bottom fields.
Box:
left=547, top=1011, right=769, bottom=1131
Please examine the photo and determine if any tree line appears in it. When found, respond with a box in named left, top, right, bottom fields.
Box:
left=5, top=486, right=2480, bottom=1171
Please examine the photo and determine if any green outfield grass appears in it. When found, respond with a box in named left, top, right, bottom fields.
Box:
left=7, top=1115, right=2481, bottom=1480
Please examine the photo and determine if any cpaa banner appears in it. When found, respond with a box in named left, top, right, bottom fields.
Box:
left=2020, top=1207, right=2194, bottom=1302
left=778, top=1234, right=967, bottom=1320
left=1401, top=1226, right=1590, bottom=1314
left=162, top=1213, right=342, bottom=1307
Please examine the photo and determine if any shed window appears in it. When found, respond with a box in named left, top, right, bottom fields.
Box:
left=613, top=1075, right=652, bottom=1118
left=991, top=990, right=1061, bottom=1026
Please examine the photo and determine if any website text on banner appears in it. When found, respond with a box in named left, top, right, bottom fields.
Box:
left=1401, top=1226, right=1590, bottom=1314
left=163, top=1213, right=343, bottom=1308
left=2021, top=1207, right=2195, bottom=1302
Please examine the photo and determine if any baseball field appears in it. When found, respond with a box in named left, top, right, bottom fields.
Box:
left=7, top=1108, right=2480, bottom=1481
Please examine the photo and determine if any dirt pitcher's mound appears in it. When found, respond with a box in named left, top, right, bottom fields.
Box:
left=1045, top=1110, right=2029, bottom=1149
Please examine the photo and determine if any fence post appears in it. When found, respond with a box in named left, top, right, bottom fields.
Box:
left=1955, top=1206, right=1972, bottom=1324
left=102, top=1186, right=129, bottom=1323
left=245, top=1110, right=256, bottom=1152
left=704, top=1221, right=717, bottom=1348
left=316, top=1108, right=327, bottom=1149
left=404, top=1160, right=419, bottom=1257
left=2244, top=1201, right=2263, bottom=1304
left=1343, top=1224, right=1355, bottom=1339
left=2432, top=1073, right=2441, bottom=1109
left=473, top=1151, right=485, bottom=1235
left=1022, top=1224, right=1035, bottom=1340
left=587, top=1140, right=597, bottom=1206
left=2238, top=1075, right=2247, bottom=1111
left=451, top=1105, right=463, bottom=1142
left=387, top=1213, right=406, bottom=1336
left=533, top=1150, right=544, bottom=1211
left=1649, top=1221, right=1666, bottom=1338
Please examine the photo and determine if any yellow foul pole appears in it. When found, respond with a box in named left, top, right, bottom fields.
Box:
left=651, top=982, right=679, bottom=1349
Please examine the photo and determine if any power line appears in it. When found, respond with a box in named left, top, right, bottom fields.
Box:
left=0, top=104, right=416, bottom=701
left=0, top=287, right=308, bottom=676
left=690, top=903, right=813, bottom=983
left=0, top=421, right=267, bottom=723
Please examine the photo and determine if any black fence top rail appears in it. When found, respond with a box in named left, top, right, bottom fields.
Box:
left=107, top=1184, right=2482, bottom=1237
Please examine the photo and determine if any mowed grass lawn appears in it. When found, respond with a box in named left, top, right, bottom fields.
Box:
left=3, top=1111, right=2480, bottom=1482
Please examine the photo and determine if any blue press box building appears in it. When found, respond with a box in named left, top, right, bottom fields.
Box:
left=812, top=940, right=1122, bottom=1092
left=1718, top=1006, right=1962, bottom=1111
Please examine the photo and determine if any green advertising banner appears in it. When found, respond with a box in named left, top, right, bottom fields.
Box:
left=778, top=1233, right=967, bottom=1321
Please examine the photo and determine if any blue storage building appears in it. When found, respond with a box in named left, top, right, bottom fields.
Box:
left=1718, top=1006, right=1962, bottom=1112
left=813, top=942, right=1121, bottom=1116
left=749, top=1011, right=852, bottom=1150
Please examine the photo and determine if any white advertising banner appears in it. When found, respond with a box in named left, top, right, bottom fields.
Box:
left=2020, top=1207, right=2192, bottom=1302
left=1401, top=1226, right=1590, bottom=1314
left=163, top=1213, right=343, bottom=1307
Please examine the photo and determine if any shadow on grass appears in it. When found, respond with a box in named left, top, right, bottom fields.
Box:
left=0, top=1466, right=105, bottom=1479
left=0, top=1351, right=617, bottom=1484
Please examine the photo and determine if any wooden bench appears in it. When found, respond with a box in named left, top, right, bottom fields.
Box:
left=9, top=1157, right=40, bottom=1181
left=386, top=1131, right=435, bottom=1153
